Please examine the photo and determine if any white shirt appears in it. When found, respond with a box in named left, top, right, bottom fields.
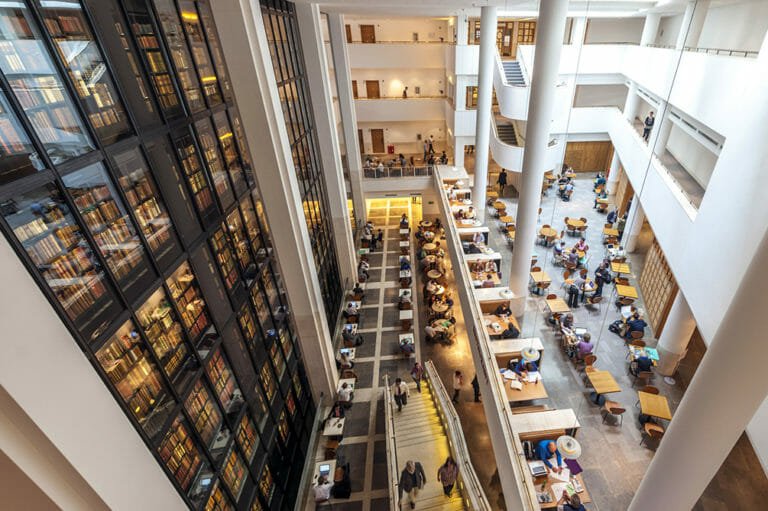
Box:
left=473, top=232, right=485, bottom=245
left=394, top=381, right=410, bottom=397
left=338, top=386, right=353, bottom=402
left=453, top=374, right=463, bottom=390
left=313, top=481, right=332, bottom=501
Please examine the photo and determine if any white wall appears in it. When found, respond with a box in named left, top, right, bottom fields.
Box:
left=657, top=15, right=683, bottom=47
left=346, top=43, right=447, bottom=69
left=666, top=123, right=718, bottom=188
left=573, top=84, right=628, bottom=108
left=354, top=97, right=446, bottom=123
left=358, top=121, right=446, bottom=155
left=698, top=0, right=768, bottom=53
left=344, top=17, right=450, bottom=43
left=585, top=18, right=644, bottom=44
left=351, top=68, right=446, bottom=97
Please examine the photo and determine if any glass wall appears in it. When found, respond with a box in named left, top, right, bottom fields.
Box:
left=260, top=0, right=343, bottom=328
left=0, top=1, right=313, bottom=509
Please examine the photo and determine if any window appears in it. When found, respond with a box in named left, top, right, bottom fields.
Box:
left=236, top=414, right=258, bottom=463
left=195, top=117, right=234, bottom=208
left=0, top=87, right=44, bottom=184
left=165, top=261, right=211, bottom=342
left=177, top=1, right=222, bottom=107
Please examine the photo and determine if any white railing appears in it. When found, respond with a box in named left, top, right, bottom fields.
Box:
left=424, top=361, right=492, bottom=511
left=382, top=374, right=401, bottom=510
left=363, top=166, right=435, bottom=179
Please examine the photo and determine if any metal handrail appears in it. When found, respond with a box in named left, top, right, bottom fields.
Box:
left=355, top=95, right=447, bottom=100
left=646, top=43, right=757, bottom=58
left=382, top=374, right=401, bottom=510
left=424, top=361, right=492, bottom=510
left=348, top=40, right=449, bottom=45
left=363, top=165, right=435, bottom=179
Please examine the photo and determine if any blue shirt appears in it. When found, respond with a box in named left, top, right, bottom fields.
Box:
left=536, top=440, right=562, bottom=469
left=514, top=360, right=538, bottom=375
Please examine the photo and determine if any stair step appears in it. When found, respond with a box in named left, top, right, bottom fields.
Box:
left=416, top=493, right=466, bottom=510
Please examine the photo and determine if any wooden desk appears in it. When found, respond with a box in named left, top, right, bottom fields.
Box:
left=499, top=215, right=514, bottom=224
left=546, top=298, right=571, bottom=314
left=423, top=242, right=437, bottom=252
left=323, top=417, right=345, bottom=436
left=472, top=271, right=501, bottom=287
left=611, top=262, right=631, bottom=275
left=565, top=218, right=585, bottom=229
left=399, top=270, right=412, bottom=279
left=311, top=460, right=337, bottom=487
left=502, top=374, right=549, bottom=403
left=510, top=409, right=580, bottom=438
left=456, top=218, right=481, bottom=228
left=539, top=227, right=558, bottom=238
left=603, top=227, right=619, bottom=237
left=427, top=269, right=442, bottom=280
left=536, top=473, right=592, bottom=509
left=483, top=314, right=520, bottom=336
left=616, top=284, right=638, bottom=299
left=492, top=338, right=544, bottom=369
left=431, top=302, right=450, bottom=314
left=530, top=271, right=552, bottom=284
left=638, top=392, right=672, bottom=420
left=587, top=370, right=621, bottom=395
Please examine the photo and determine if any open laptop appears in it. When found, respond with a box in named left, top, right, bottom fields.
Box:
left=319, top=464, right=331, bottom=477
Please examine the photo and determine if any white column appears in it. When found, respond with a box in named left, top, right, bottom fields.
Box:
left=454, top=140, right=465, bottom=168
left=624, top=83, right=639, bottom=122
left=676, top=0, right=711, bottom=50
left=628, top=231, right=768, bottom=511
left=213, top=0, right=338, bottom=401
left=296, top=3, right=357, bottom=287
left=571, top=17, right=587, bottom=47
left=640, top=13, right=660, bottom=46
left=623, top=200, right=645, bottom=253
left=456, top=13, right=469, bottom=45
left=328, top=13, right=367, bottom=225
left=508, top=0, right=569, bottom=307
left=655, top=291, right=697, bottom=376
left=606, top=152, right=621, bottom=195
left=472, top=6, right=497, bottom=223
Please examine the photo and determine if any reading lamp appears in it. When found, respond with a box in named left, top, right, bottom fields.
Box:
left=557, top=435, right=582, bottom=460
left=521, top=347, right=540, bottom=363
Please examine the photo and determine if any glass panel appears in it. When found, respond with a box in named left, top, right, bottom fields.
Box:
left=285, top=391, right=296, bottom=416
left=258, top=465, right=275, bottom=505
left=212, top=111, right=245, bottom=196
left=197, top=1, right=232, bottom=103
left=259, top=363, right=275, bottom=402
left=173, top=131, right=216, bottom=220
left=184, top=378, right=229, bottom=462
left=0, top=86, right=44, bottom=183
left=277, top=410, right=289, bottom=442
left=123, top=0, right=184, bottom=119
left=177, top=1, right=221, bottom=106
left=95, top=320, right=176, bottom=442
left=225, top=209, right=253, bottom=277
left=210, top=225, right=238, bottom=292
left=205, top=348, right=243, bottom=417
left=238, top=197, right=264, bottom=262
left=165, top=261, right=211, bottom=342
left=112, top=146, right=180, bottom=265
left=237, top=302, right=258, bottom=344
left=37, top=0, right=132, bottom=144
left=136, top=287, right=193, bottom=392
left=157, top=414, right=213, bottom=504
left=229, top=109, right=254, bottom=187
left=222, top=449, right=247, bottom=500
left=2, top=181, right=118, bottom=336
left=152, top=0, right=205, bottom=112
left=0, top=4, right=94, bottom=162
left=205, top=480, right=234, bottom=511
left=195, top=118, right=233, bottom=208
left=249, top=284, right=269, bottom=326
left=269, top=339, right=284, bottom=379
left=291, top=373, right=303, bottom=400
left=236, top=414, right=258, bottom=463
left=62, top=162, right=154, bottom=295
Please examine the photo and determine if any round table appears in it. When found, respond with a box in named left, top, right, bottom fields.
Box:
left=493, top=201, right=506, bottom=211
left=427, top=270, right=442, bottom=280
left=499, top=215, right=514, bottom=224
left=419, top=220, right=433, bottom=228
left=431, top=302, right=450, bottom=314
left=566, top=218, right=586, bottom=228
left=539, top=227, right=558, bottom=237
left=423, top=243, right=437, bottom=253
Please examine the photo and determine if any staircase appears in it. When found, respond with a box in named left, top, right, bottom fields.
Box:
left=392, top=383, right=466, bottom=510
left=495, top=118, right=520, bottom=146
left=502, top=60, right=526, bottom=86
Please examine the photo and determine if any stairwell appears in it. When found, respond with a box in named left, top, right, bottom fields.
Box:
left=502, top=60, right=526, bottom=86
left=495, top=118, right=520, bottom=146
left=393, top=383, right=466, bottom=511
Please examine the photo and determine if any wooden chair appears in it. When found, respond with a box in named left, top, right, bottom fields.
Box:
left=630, top=339, right=646, bottom=348
left=615, top=276, right=630, bottom=286
left=564, top=261, right=578, bottom=272
left=629, top=330, right=644, bottom=341
left=531, top=266, right=542, bottom=272
left=616, top=297, right=635, bottom=311
left=604, top=223, right=613, bottom=229
left=585, top=295, right=603, bottom=310
left=325, top=439, right=340, bottom=459
left=546, top=293, right=557, bottom=300
left=578, top=354, right=597, bottom=376
left=640, top=423, right=665, bottom=447
left=562, top=270, right=571, bottom=281
left=536, top=282, right=551, bottom=295
left=614, top=256, right=627, bottom=263
left=634, top=370, right=654, bottom=387
left=577, top=225, right=588, bottom=236
left=601, top=401, right=626, bottom=426
left=597, top=202, right=608, bottom=213
left=579, top=217, right=588, bottom=224
left=579, top=268, right=588, bottom=278
left=635, top=386, right=659, bottom=407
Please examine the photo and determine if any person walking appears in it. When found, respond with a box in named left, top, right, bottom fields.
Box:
left=410, top=362, right=424, bottom=393
left=437, top=457, right=459, bottom=497
left=393, top=377, right=409, bottom=412
left=399, top=460, right=426, bottom=509
left=452, top=370, right=464, bottom=403
left=428, top=135, right=435, bottom=154
left=497, top=169, right=508, bottom=196
left=642, top=111, right=655, bottom=142
left=471, top=374, right=481, bottom=402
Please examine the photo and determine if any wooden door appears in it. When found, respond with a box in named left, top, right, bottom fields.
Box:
left=345, top=24, right=352, bottom=43
left=563, top=141, right=614, bottom=172
left=352, top=80, right=358, bottom=99
left=514, top=21, right=536, bottom=58
left=498, top=22, right=514, bottom=57
left=638, top=239, right=678, bottom=336
left=365, top=80, right=380, bottom=99
left=360, top=25, right=376, bottom=43
left=358, top=129, right=364, bottom=154
left=370, top=129, right=385, bottom=153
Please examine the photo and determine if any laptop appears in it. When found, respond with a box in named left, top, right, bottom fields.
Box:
left=340, top=348, right=351, bottom=356
left=574, top=327, right=587, bottom=336
left=319, top=464, right=331, bottom=477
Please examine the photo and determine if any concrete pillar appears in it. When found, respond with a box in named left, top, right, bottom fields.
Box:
left=623, top=200, right=645, bottom=253
left=472, top=6, right=497, bottom=223
left=676, top=0, right=711, bottom=50
left=570, top=17, right=587, bottom=47
left=624, top=83, right=640, bottom=123
left=655, top=291, right=697, bottom=376
left=455, top=13, right=469, bottom=45
left=296, top=3, right=357, bottom=287
left=628, top=230, right=768, bottom=511
left=640, top=13, right=660, bottom=46
left=454, top=140, right=465, bottom=168
left=606, top=152, right=621, bottom=195
left=213, top=0, right=338, bottom=402
left=327, top=13, right=367, bottom=225
left=508, top=0, right=569, bottom=308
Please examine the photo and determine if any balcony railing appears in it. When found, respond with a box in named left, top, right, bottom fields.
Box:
left=363, top=165, right=435, bottom=179
left=646, top=43, right=758, bottom=58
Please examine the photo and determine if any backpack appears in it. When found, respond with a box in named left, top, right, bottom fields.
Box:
left=522, top=440, right=535, bottom=460
left=609, top=320, right=623, bottom=335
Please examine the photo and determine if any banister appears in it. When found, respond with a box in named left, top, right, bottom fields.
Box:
left=382, top=374, right=401, bottom=510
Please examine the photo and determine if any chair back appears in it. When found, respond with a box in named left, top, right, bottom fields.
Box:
left=630, top=339, right=646, bottom=348
left=610, top=405, right=626, bottom=415
left=546, top=294, right=557, bottom=300
left=538, top=282, right=551, bottom=291
left=638, top=371, right=654, bottom=383
left=542, top=224, right=550, bottom=229
left=563, top=270, right=571, bottom=280
left=564, top=216, right=569, bottom=223
left=584, top=354, right=597, bottom=366
left=641, top=385, right=659, bottom=395
left=615, top=277, right=630, bottom=286
left=531, top=266, right=542, bottom=272
left=646, top=423, right=665, bottom=440
left=579, top=269, right=588, bottom=278
left=630, top=330, right=644, bottom=340
left=604, top=223, right=613, bottom=229
left=589, top=296, right=603, bottom=305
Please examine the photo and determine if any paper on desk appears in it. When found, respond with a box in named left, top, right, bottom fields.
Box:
left=548, top=466, right=570, bottom=482
left=501, top=369, right=517, bottom=380
left=551, top=482, right=576, bottom=498
left=509, top=380, right=523, bottom=391
left=526, top=371, right=542, bottom=383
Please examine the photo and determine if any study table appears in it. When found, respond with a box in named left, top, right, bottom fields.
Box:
left=536, top=473, right=592, bottom=509
left=539, top=227, right=558, bottom=238
left=472, top=271, right=501, bottom=287
left=322, top=417, right=345, bottom=436
left=565, top=218, right=586, bottom=229
left=611, top=261, right=631, bottom=275
left=483, top=314, right=520, bottom=336
left=500, top=370, right=549, bottom=403
left=638, top=391, right=673, bottom=421
left=587, top=370, right=621, bottom=404
left=616, top=284, right=638, bottom=299
left=546, top=297, right=571, bottom=314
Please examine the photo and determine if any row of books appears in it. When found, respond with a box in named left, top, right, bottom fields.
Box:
left=78, top=201, right=121, bottom=231
left=52, top=270, right=108, bottom=319
left=43, top=15, right=86, bottom=37
left=158, top=419, right=202, bottom=491
left=29, top=107, right=83, bottom=144
left=185, top=380, right=222, bottom=446
left=206, top=351, right=236, bottom=411
left=222, top=451, right=246, bottom=498
left=72, top=185, right=113, bottom=209
left=8, top=77, right=65, bottom=109
left=88, top=108, right=122, bottom=130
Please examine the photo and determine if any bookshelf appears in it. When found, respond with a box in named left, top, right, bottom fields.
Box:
left=237, top=302, right=257, bottom=345
left=221, top=449, right=246, bottom=500
left=224, top=209, right=253, bottom=277
left=177, top=2, right=222, bottom=107
left=173, top=133, right=216, bottom=219
left=259, top=364, right=276, bottom=402
left=136, top=288, right=189, bottom=385
left=205, top=348, right=238, bottom=413
left=39, top=5, right=131, bottom=144
left=195, top=118, right=233, bottom=208
left=269, top=341, right=285, bottom=380
left=285, top=391, right=296, bottom=417
left=197, top=1, right=233, bottom=103
left=258, top=465, right=275, bottom=505
left=236, top=414, right=257, bottom=463
left=184, top=378, right=224, bottom=447
left=166, top=261, right=211, bottom=342
left=157, top=415, right=205, bottom=492
left=292, top=373, right=303, bottom=400
left=210, top=226, right=238, bottom=292
left=277, top=410, right=289, bottom=443
left=213, top=111, right=246, bottom=196
left=62, top=163, right=150, bottom=288
left=238, top=197, right=265, bottom=264
left=95, top=321, right=175, bottom=438
left=249, top=284, right=269, bottom=326
left=0, top=89, right=41, bottom=183
left=229, top=110, right=254, bottom=186
left=153, top=0, right=206, bottom=113
left=277, top=327, right=293, bottom=365
left=205, top=480, right=234, bottom=511
left=113, top=147, right=179, bottom=263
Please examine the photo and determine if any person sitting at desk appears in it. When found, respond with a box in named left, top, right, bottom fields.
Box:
left=594, top=189, right=608, bottom=208
left=399, top=290, right=412, bottom=309
left=553, top=241, right=566, bottom=257
left=567, top=249, right=579, bottom=266
left=444, top=292, right=455, bottom=308
left=338, top=351, right=354, bottom=370
left=337, top=382, right=354, bottom=408
left=454, top=208, right=464, bottom=220
left=400, top=258, right=411, bottom=271
left=400, top=214, right=409, bottom=229
left=342, top=329, right=364, bottom=347
left=448, top=187, right=457, bottom=201
left=494, top=302, right=511, bottom=316
left=557, top=491, right=586, bottom=511
left=328, top=402, right=345, bottom=420
left=594, top=172, right=606, bottom=190
left=607, top=208, right=618, bottom=225
left=483, top=260, right=497, bottom=274
left=561, top=313, right=574, bottom=329
left=481, top=274, right=496, bottom=288
left=630, top=353, right=654, bottom=376
left=466, top=242, right=482, bottom=254
left=575, top=238, right=588, bottom=252
left=501, top=322, right=520, bottom=339
left=576, top=333, right=594, bottom=360
left=434, top=218, right=442, bottom=230
left=313, top=476, right=333, bottom=503
left=472, top=231, right=485, bottom=245
left=426, top=280, right=438, bottom=294
left=425, top=324, right=442, bottom=343
left=342, top=302, right=359, bottom=320
left=536, top=439, right=564, bottom=474
left=514, top=359, right=538, bottom=377
left=625, top=312, right=648, bottom=339
left=463, top=207, right=476, bottom=220
left=434, top=242, right=445, bottom=258
left=593, top=265, right=612, bottom=296
left=352, top=282, right=365, bottom=299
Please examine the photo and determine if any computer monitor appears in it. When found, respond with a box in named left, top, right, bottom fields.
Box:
left=340, top=348, right=350, bottom=355
left=319, top=464, right=331, bottom=477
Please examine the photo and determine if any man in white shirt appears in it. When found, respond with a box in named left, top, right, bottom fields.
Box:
left=313, top=476, right=333, bottom=502
left=338, top=382, right=354, bottom=407
left=393, top=377, right=410, bottom=411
